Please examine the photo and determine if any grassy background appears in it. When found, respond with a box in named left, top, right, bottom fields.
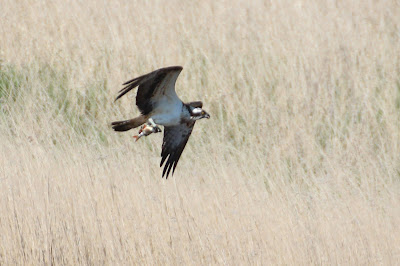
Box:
left=1, top=0, right=400, bottom=264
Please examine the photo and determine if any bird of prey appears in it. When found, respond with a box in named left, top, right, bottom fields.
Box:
left=111, top=66, right=210, bottom=178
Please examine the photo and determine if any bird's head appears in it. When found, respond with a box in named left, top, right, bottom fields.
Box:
left=190, top=107, right=210, bottom=120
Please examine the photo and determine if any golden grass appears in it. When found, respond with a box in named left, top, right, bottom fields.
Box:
left=1, top=0, right=400, bottom=264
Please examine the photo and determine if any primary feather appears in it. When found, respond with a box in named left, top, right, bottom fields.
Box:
left=111, top=66, right=210, bottom=178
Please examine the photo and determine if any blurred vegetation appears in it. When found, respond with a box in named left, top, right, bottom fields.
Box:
left=0, top=62, right=110, bottom=145
left=0, top=64, right=23, bottom=104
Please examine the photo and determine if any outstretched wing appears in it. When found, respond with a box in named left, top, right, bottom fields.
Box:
left=160, top=122, right=195, bottom=178
left=186, top=101, right=203, bottom=108
left=115, top=66, right=183, bottom=115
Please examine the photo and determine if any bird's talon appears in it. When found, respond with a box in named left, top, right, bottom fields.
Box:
left=111, top=66, right=210, bottom=178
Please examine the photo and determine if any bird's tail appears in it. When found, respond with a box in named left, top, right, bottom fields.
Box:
left=111, top=115, right=147, bottom=132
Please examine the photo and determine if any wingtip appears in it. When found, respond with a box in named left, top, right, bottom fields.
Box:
left=162, top=168, right=167, bottom=179
left=162, top=66, right=183, bottom=72
left=161, top=161, right=175, bottom=179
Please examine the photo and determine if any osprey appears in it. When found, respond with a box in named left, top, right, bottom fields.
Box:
left=111, top=66, right=210, bottom=178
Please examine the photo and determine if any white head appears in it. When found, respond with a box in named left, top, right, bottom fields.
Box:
left=190, top=107, right=210, bottom=120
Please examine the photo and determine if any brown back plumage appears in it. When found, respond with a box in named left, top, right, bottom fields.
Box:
left=111, top=115, right=148, bottom=131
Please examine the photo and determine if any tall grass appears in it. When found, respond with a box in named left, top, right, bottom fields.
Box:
left=0, top=0, right=400, bottom=264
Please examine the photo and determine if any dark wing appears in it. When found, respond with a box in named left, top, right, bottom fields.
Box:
left=115, top=66, right=183, bottom=115
left=186, top=101, right=203, bottom=108
left=160, top=122, right=195, bottom=178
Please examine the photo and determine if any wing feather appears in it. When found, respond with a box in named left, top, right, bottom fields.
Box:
left=160, top=122, right=195, bottom=178
left=186, top=101, right=203, bottom=108
left=115, top=66, right=183, bottom=115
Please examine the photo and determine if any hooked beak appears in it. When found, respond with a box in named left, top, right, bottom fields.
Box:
left=204, top=113, right=210, bottom=119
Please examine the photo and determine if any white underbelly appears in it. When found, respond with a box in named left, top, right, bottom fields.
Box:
left=151, top=99, right=182, bottom=126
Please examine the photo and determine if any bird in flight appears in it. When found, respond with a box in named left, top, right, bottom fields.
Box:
left=111, top=66, right=210, bottom=178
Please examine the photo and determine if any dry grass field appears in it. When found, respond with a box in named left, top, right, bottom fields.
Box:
left=1, top=0, right=400, bottom=264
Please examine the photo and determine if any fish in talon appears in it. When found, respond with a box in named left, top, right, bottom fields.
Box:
left=133, top=124, right=161, bottom=142
left=111, top=66, right=210, bottom=178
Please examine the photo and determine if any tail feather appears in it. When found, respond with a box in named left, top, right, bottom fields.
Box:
left=111, top=115, right=147, bottom=132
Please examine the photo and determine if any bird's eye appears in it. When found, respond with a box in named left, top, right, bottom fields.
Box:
left=201, top=111, right=205, bottom=115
